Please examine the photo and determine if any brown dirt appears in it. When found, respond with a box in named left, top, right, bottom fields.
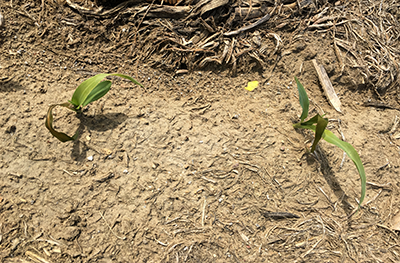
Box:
left=1, top=0, right=400, bottom=262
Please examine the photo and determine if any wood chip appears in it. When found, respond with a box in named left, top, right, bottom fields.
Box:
left=312, top=59, right=342, bottom=113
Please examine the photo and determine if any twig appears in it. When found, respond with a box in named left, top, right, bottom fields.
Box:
left=365, top=189, right=383, bottom=205
left=301, top=216, right=325, bottom=257
left=99, top=211, right=126, bottom=240
left=201, top=197, right=207, bottom=227
left=366, top=182, right=391, bottom=189
left=201, top=176, right=216, bottom=184
left=0, top=11, right=3, bottom=28
left=318, top=186, right=333, bottom=205
left=224, top=13, right=271, bottom=36
left=339, top=152, right=347, bottom=170
left=336, top=119, right=347, bottom=170
left=377, top=161, right=390, bottom=171
left=264, top=225, right=277, bottom=239
left=243, top=0, right=254, bottom=19
left=261, top=211, right=300, bottom=219
left=155, top=237, right=169, bottom=246
left=184, top=243, right=194, bottom=262
left=165, top=216, right=181, bottom=225
left=93, top=173, right=114, bottom=183
left=389, top=116, right=399, bottom=134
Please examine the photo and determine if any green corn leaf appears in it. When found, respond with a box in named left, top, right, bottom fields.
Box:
left=70, top=73, right=143, bottom=109
left=299, top=115, right=318, bottom=126
left=311, top=115, right=328, bottom=152
left=46, top=73, right=142, bottom=142
left=295, top=76, right=309, bottom=122
left=82, top=81, right=112, bottom=107
left=323, top=129, right=366, bottom=206
left=294, top=114, right=328, bottom=152
left=45, top=102, right=79, bottom=142
left=70, top=73, right=109, bottom=108
left=111, top=73, right=143, bottom=87
left=293, top=77, right=366, bottom=208
left=295, top=123, right=366, bottom=206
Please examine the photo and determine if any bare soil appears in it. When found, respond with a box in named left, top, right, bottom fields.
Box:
left=1, top=0, right=400, bottom=262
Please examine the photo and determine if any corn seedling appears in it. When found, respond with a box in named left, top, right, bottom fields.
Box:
left=45, top=73, right=142, bottom=142
left=293, top=77, right=366, bottom=208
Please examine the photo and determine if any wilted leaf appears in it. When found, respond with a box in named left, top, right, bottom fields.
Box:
left=46, top=73, right=142, bottom=142
left=45, top=103, right=79, bottom=142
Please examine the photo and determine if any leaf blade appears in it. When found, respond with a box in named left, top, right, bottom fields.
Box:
left=295, top=77, right=309, bottom=122
left=81, top=81, right=112, bottom=107
left=322, top=129, right=366, bottom=206
left=110, top=73, right=143, bottom=87
left=70, top=73, right=109, bottom=107
left=70, top=73, right=142, bottom=109
left=295, top=123, right=366, bottom=206
left=45, top=102, right=79, bottom=142
left=311, top=115, right=328, bottom=152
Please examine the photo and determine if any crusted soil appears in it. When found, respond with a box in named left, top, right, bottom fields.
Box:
left=1, top=0, right=400, bottom=262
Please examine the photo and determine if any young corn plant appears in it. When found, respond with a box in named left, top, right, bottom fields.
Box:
left=45, top=73, right=142, bottom=142
left=293, top=77, right=366, bottom=208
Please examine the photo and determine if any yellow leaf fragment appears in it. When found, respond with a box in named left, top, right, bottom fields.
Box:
left=245, top=81, right=259, bottom=91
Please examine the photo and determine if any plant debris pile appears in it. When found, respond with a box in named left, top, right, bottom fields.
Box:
left=63, top=0, right=400, bottom=94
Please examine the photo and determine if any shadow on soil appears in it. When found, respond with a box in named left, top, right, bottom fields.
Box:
left=314, top=146, right=354, bottom=215
left=70, top=112, right=128, bottom=161
left=0, top=79, right=24, bottom=92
